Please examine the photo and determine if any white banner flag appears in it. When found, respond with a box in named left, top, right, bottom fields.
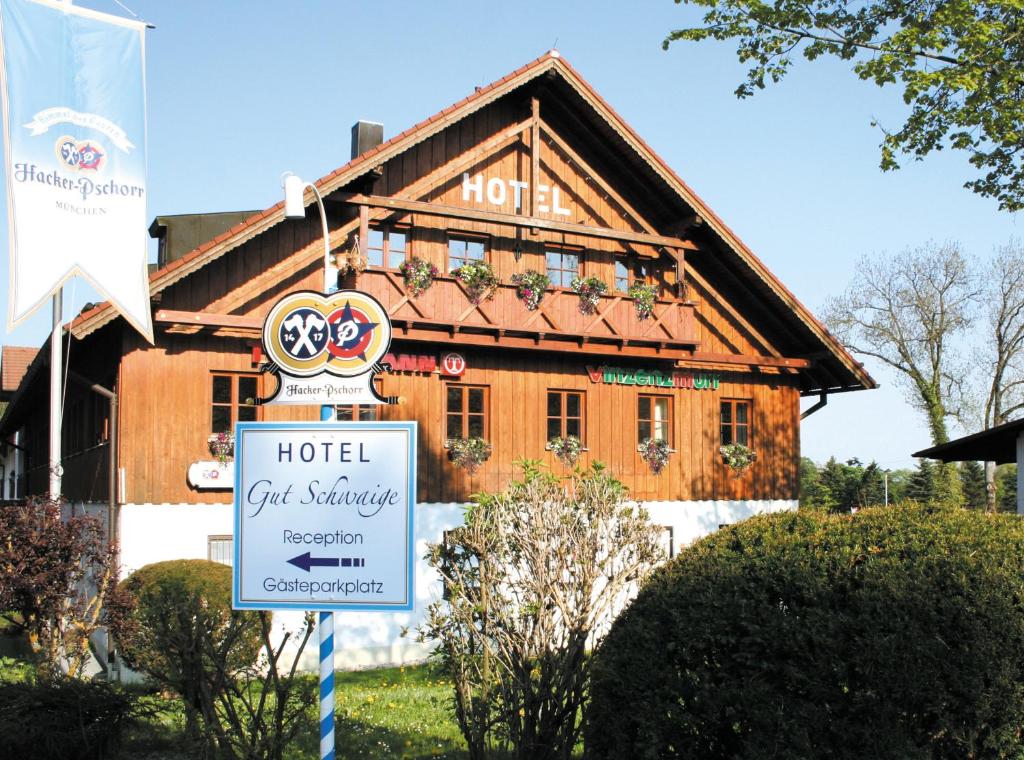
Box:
left=0, top=0, right=152, bottom=342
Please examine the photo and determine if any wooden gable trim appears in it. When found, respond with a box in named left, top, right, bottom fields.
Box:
left=70, top=55, right=564, bottom=339
left=70, top=51, right=873, bottom=391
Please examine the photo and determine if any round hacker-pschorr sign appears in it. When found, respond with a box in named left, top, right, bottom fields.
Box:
left=260, top=290, right=393, bottom=405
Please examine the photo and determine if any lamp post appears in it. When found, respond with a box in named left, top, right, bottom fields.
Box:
left=282, top=173, right=337, bottom=760
left=283, top=173, right=335, bottom=293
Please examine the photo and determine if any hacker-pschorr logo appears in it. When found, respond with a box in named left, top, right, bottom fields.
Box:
left=259, top=290, right=396, bottom=406
left=55, top=135, right=106, bottom=172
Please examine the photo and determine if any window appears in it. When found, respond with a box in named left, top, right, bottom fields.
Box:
left=367, top=226, right=408, bottom=269
left=720, top=399, right=751, bottom=446
left=448, top=235, right=486, bottom=272
left=211, top=373, right=259, bottom=433
left=658, top=525, right=675, bottom=559
left=208, top=535, right=233, bottom=566
left=614, top=257, right=630, bottom=291
left=545, top=247, right=580, bottom=288
left=615, top=255, right=658, bottom=292
left=546, top=390, right=584, bottom=442
left=446, top=384, right=488, bottom=439
left=335, top=404, right=379, bottom=421
left=638, top=394, right=672, bottom=444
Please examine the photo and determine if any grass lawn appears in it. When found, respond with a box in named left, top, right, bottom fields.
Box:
left=116, top=663, right=468, bottom=760
left=330, top=666, right=467, bottom=759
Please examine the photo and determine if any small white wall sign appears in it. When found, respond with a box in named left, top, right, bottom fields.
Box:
left=187, top=460, right=234, bottom=490
left=232, top=421, right=417, bottom=611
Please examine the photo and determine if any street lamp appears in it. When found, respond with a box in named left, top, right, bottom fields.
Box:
left=282, top=172, right=335, bottom=293
left=282, top=172, right=337, bottom=760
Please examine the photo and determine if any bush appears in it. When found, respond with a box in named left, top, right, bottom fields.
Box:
left=0, top=679, right=135, bottom=759
left=587, top=502, right=1024, bottom=759
left=106, top=560, right=316, bottom=760
left=106, top=560, right=261, bottom=751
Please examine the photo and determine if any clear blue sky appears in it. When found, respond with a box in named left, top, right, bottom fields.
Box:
left=2, top=0, right=1021, bottom=470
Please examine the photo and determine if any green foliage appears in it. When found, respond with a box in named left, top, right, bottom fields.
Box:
left=510, top=269, right=550, bottom=311
left=548, top=434, right=582, bottom=466
left=588, top=502, right=1024, bottom=759
left=998, top=464, right=1018, bottom=513
left=960, top=459, right=988, bottom=510
left=569, top=276, right=607, bottom=315
left=445, top=436, right=493, bottom=474
left=421, top=461, right=663, bottom=760
left=664, top=0, right=1024, bottom=210
left=399, top=256, right=439, bottom=297
left=638, top=437, right=671, bottom=474
left=105, top=560, right=263, bottom=755
left=452, top=261, right=499, bottom=304
left=107, top=560, right=260, bottom=685
left=906, top=458, right=937, bottom=502
left=626, top=282, right=657, bottom=320
left=718, top=442, right=757, bottom=474
left=0, top=679, right=136, bottom=759
left=801, top=456, right=892, bottom=512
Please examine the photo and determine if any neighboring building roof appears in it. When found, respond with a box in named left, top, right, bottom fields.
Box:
left=1, top=345, right=37, bottom=396
left=149, top=210, right=260, bottom=268
left=914, top=418, right=1024, bottom=464
left=67, top=50, right=875, bottom=393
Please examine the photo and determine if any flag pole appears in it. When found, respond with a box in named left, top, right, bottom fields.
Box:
left=49, top=288, right=62, bottom=500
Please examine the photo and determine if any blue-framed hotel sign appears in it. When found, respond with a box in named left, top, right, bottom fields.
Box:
left=232, top=421, right=417, bottom=611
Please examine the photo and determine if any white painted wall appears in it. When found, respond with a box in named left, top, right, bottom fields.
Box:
left=114, top=498, right=796, bottom=671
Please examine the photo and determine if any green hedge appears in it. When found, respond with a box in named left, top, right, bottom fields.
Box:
left=586, top=503, right=1024, bottom=759
left=0, top=679, right=134, bottom=759
left=106, top=559, right=260, bottom=694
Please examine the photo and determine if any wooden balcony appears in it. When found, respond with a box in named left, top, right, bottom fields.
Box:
left=352, top=269, right=699, bottom=353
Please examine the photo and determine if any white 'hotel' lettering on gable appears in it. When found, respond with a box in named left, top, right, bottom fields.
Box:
left=461, top=172, right=571, bottom=217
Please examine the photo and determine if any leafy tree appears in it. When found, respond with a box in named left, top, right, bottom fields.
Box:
left=798, top=456, right=819, bottom=505
left=886, top=468, right=914, bottom=503
left=815, top=457, right=869, bottom=513
left=419, top=461, right=663, bottom=760
left=664, top=0, right=1024, bottom=210
left=997, top=464, right=1018, bottom=513
left=975, top=241, right=1024, bottom=509
left=824, top=242, right=972, bottom=502
left=0, top=497, right=116, bottom=681
left=906, top=459, right=937, bottom=503
left=857, top=462, right=887, bottom=508
left=960, top=460, right=988, bottom=510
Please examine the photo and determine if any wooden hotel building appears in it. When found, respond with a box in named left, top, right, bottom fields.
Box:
left=0, top=52, right=874, bottom=664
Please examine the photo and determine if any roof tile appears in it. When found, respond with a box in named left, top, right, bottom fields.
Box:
left=1, top=346, right=37, bottom=393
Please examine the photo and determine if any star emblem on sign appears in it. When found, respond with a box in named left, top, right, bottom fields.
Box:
left=327, top=301, right=378, bottom=361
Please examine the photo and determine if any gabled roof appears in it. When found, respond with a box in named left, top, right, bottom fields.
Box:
left=69, top=50, right=875, bottom=393
left=1, top=346, right=37, bottom=395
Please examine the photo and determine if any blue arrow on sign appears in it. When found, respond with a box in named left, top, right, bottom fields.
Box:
left=287, top=552, right=365, bottom=572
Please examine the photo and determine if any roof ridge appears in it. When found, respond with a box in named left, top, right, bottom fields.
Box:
left=69, top=50, right=561, bottom=336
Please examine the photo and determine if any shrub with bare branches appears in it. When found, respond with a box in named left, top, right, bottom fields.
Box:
left=419, top=461, right=664, bottom=760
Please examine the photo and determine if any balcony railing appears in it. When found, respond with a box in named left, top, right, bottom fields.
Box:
left=353, top=269, right=699, bottom=347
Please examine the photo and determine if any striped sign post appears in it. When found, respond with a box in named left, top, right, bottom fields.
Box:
left=319, top=404, right=335, bottom=760
left=319, top=610, right=335, bottom=760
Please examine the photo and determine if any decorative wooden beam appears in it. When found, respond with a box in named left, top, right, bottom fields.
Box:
left=334, top=193, right=698, bottom=250
left=530, top=97, right=540, bottom=230
left=676, top=352, right=811, bottom=369
left=155, top=309, right=262, bottom=330
left=151, top=309, right=704, bottom=356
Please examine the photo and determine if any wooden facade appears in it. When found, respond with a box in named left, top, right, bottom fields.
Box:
left=0, top=52, right=874, bottom=510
